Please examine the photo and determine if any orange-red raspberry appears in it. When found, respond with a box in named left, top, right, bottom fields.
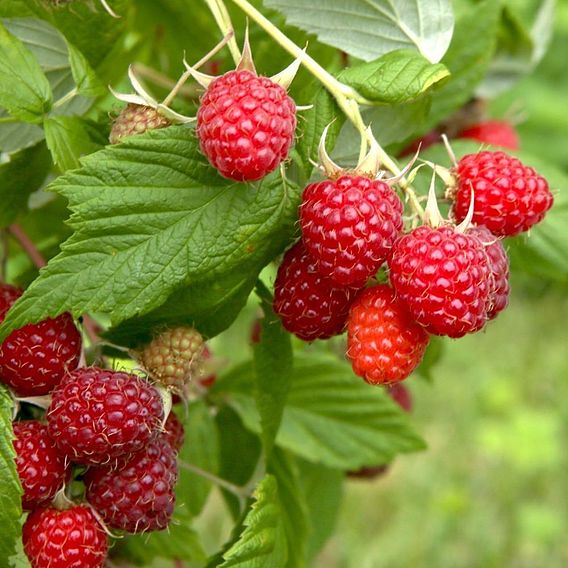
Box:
left=457, top=120, right=519, bottom=150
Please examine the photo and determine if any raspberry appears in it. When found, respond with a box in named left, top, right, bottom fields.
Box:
left=162, top=411, right=185, bottom=453
left=388, top=225, right=491, bottom=338
left=468, top=225, right=510, bottom=320
left=0, top=287, right=82, bottom=396
left=23, top=505, right=108, bottom=568
left=109, top=104, right=170, bottom=144
left=85, top=438, right=178, bottom=533
left=197, top=69, right=296, bottom=181
left=451, top=151, right=553, bottom=236
left=47, top=367, right=163, bottom=466
left=140, top=326, right=204, bottom=391
left=198, top=345, right=216, bottom=388
left=457, top=120, right=519, bottom=150
left=13, top=420, right=69, bottom=510
left=346, top=285, right=429, bottom=385
left=300, top=175, right=404, bottom=287
left=273, top=242, right=360, bottom=340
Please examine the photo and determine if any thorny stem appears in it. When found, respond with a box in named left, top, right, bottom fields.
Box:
left=227, top=0, right=425, bottom=218
left=203, top=0, right=241, bottom=64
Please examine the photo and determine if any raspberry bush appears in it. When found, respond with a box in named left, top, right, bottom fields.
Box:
left=0, top=1, right=563, bottom=566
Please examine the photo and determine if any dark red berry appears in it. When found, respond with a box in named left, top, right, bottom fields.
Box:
left=457, top=120, right=519, bottom=150
left=0, top=284, right=22, bottom=321
left=452, top=151, right=553, bottom=236
left=110, top=103, right=170, bottom=144
left=300, top=175, right=404, bottom=287
left=387, top=383, right=412, bottom=413
left=388, top=225, right=491, bottom=338
left=85, top=438, right=178, bottom=533
left=23, top=505, right=108, bottom=568
left=347, top=285, right=429, bottom=385
left=273, top=242, right=360, bottom=340
left=197, top=69, right=296, bottom=181
left=47, top=367, right=164, bottom=466
left=162, top=412, right=185, bottom=453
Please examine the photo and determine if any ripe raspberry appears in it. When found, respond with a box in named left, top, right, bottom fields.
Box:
left=47, top=367, right=163, bottom=466
left=0, top=289, right=82, bottom=396
left=197, top=69, right=296, bottom=181
left=85, top=438, right=177, bottom=533
left=347, top=285, right=429, bottom=385
left=23, top=505, right=108, bottom=568
left=110, top=104, right=170, bottom=144
left=300, top=175, right=404, bottom=287
left=162, top=412, right=185, bottom=453
left=468, top=225, right=510, bottom=320
left=13, top=421, right=69, bottom=510
left=458, top=120, right=519, bottom=150
left=388, top=225, right=491, bottom=338
left=273, top=242, right=360, bottom=340
left=140, top=326, right=204, bottom=391
left=451, top=151, right=553, bottom=236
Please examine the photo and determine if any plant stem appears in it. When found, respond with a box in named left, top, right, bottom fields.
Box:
left=204, top=0, right=241, bottom=64
left=134, top=64, right=198, bottom=99
left=178, top=460, right=248, bottom=499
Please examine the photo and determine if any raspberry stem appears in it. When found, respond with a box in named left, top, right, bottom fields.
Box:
left=203, top=0, right=242, bottom=64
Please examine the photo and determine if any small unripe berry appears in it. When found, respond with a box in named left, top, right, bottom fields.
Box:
left=110, top=104, right=170, bottom=144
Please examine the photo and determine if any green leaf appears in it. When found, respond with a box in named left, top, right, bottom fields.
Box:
left=339, top=50, right=449, bottom=104
left=220, top=475, right=288, bottom=568
left=264, top=0, right=454, bottom=63
left=0, top=385, right=22, bottom=564
left=215, top=353, right=426, bottom=470
left=177, top=402, right=220, bottom=516
left=0, top=126, right=301, bottom=343
left=0, top=20, right=52, bottom=121
left=65, top=40, right=105, bottom=97
left=253, top=282, right=293, bottom=461
left=530, top=0, right=555, bottom=66
left=0, top=142, right=51, bottom=228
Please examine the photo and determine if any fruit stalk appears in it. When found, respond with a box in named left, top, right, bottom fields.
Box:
left=203, top=0, right=241, bottom=63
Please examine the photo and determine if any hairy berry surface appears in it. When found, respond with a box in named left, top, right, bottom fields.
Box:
left=110, top=104, right=170, bottom=144
left=300, top=175, right=404, bottom=287
left=197, top=69, right=296, bottom=181
left=457, top=120, right=519, bottom=150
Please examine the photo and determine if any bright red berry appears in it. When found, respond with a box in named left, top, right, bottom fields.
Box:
left=162, top=411, right=185, bottom=453
left=23, top=505, right=108, bottom=568
left=300, top=175, right=404, bottom=287
left=197, top=69, right=296, bottom=181
left=388, top=226, right=491, bottom=338
left=452, top=151, right=553, bottom=236
left=468, top=225, right=510, bottom=320
left=110, top=103, right=170, bottom=144
left=346, top=285, right=429, bottom=385
left=13, top=420, right=69, bottom=510
left=457, top=120, right=519, bottom=150
left=47, top=367, right=164, bottom=466
left=273, top=242, right=360, bottom=341
left=85, top=438, right=178, bottom=533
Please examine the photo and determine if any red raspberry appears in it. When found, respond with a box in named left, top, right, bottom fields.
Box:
left=273, top=242, right=360, bottom=340
left=457, top=120, right=519, bottom=150
left=388, top=225, right=491, bottom=338
left=452, top=151, right=553, bottom=236
left=110, top=104, right=170, bottom=144
left=23, top=505, right=108, bottom=568
left=197, top=69, right=296, bottom=181
left=468, top=225, right=510, bottom=320
left=85, top=438, right=178, bottom=533
left=346, top=285, right=429, bottom=385
left=47, top=367, right=163, bottom=466
left=0, top=286, right=82, bottom=397
left=162, top=411, right=185, bottom=453
left=300, top=175, right=404, bottom=287
left=13, top=421, right=69, bottom=510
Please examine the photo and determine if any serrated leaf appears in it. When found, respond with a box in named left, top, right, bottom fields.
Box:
left=220, top=475, right=288, bottom=568
left=339, top=50, right=449, bottom=104
left=0, top=20, right=52, bottom=121
left=0, top=385, right=22, bottom=564
left=215, top=354, right=426, bottom=470
left=253, top=282, right=293, bottom=461
left=0, top=126, right=301, bottom=343
left=265, top=0, right=454, bottom=63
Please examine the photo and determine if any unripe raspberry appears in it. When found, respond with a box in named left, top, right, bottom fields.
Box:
left=140, top=326, right=204, bottom=391
left=273, top=242, right=360, bottom=341
left=85, top=438, right=178, bottom=533
left=457, top=120, right=519, bottom=150
left=300, top=175, right=404, bottom=287
left=347, top=285, right=429, bottom=385
left=23, top=505, right=108, bottom=568
left=47, top=367, right=164, bottom=466
left=13, top=420, right=69, bottom=510
left=451, top=151, right=553, bottom=236
left=197, top=69, right=296, bottom=181
left=110, top=103, right=170, bottom=144
left=162, top=411, right=185, bottom=453
left=388, top=225, right=492, bottom=338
